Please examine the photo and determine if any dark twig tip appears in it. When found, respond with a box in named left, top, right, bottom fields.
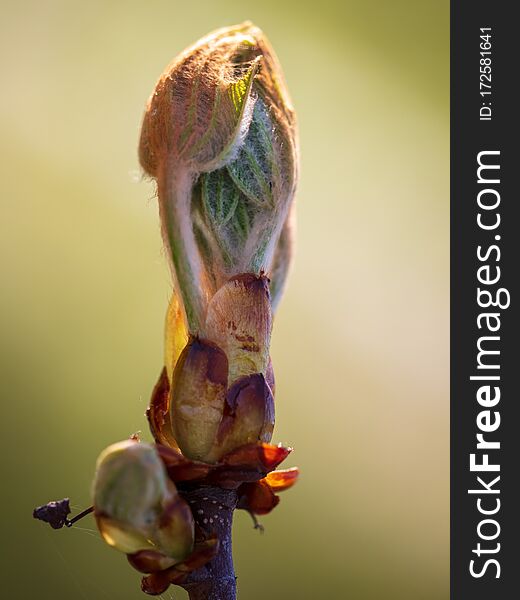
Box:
left=33, top=498, right=71, bottom=529
left=33, top=499, right=94, bottom=530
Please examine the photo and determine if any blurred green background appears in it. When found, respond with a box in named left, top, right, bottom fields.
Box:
left=1, top=0, right=448, bottom=598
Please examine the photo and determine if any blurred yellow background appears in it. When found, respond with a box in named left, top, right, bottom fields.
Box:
left=1, top=1, right=448, bottom=598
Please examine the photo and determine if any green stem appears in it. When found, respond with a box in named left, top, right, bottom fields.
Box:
left=158, top=164, right=206, bottom=332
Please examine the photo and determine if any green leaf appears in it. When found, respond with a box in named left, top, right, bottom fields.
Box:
left=227, top=99, right=276, bottom=206
left=186, top=58, right=261, bottom=169
left=200, top=169, right=253, bottom=267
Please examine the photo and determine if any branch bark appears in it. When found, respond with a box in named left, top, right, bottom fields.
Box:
left=178, top=485, right=238, bottom=600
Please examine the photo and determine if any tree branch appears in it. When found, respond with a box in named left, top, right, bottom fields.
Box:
left=178, top=485, right=238, bottom=600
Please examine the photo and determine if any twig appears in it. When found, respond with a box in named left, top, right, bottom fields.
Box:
left=178, top=486, right=237, bottom=600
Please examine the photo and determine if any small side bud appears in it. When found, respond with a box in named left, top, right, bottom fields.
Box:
left=92, top=440, right=194, bottom=559
left=170, top=338, right=228, bottom=462
left=92, top=440, right=168, bottom=552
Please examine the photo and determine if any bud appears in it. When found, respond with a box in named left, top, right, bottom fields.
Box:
left=92, top=440, right=194, bottom=560
left=138, top=22, right=298, bottom=332
left=142, top=24, right=298, bottom=467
